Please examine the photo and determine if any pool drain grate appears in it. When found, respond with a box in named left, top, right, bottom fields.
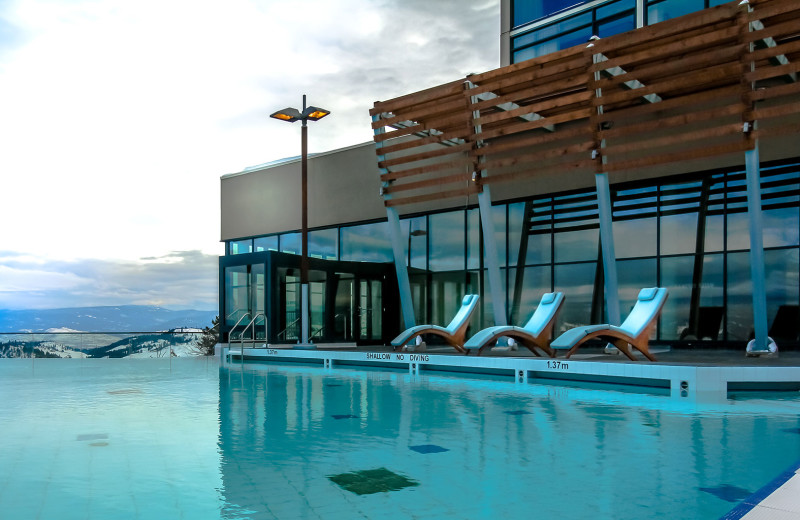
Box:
left=329, top=468, right=418, bottom=495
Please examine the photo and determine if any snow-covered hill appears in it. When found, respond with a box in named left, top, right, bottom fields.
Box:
left=0, top=306, right=216, bottom=333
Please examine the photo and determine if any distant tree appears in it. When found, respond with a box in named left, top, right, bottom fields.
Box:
left=195, top=316, right=219, bottom=356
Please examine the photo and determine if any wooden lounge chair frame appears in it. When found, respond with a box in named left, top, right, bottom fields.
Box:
left=391, top=294, right=479, bottom=354
left=551, top=287, right=668, bottom=361
left=463, top=292, right=565, bottom=357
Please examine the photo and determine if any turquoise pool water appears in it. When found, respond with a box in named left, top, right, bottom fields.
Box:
left=1, top=358, right=798, bottom=519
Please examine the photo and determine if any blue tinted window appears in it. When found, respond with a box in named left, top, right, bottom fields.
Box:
left=280, top=233, right=300, bottom=255
left=513, top=12, right=592, bottom=49
left=514, top=26, right=593, bottom=62
left=340, top=222, right=393, bottom=263
left=308, top=228, right=338, bottom=260
left=597, top=14, right=635, bottom=38
left=230, top=239, right=252, bottom=255
left=647, top=0, right=704, bottom=24
left=596, top=0, right=635, bottom=18
left=254, top=236, right=278, bottom=252
left=513, top=0, right=586, bottom=28
left=429, top=211, right=465, bottom=272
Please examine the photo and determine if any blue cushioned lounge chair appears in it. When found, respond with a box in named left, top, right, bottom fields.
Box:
left=551, top=287, right=668, bottom=361
left=391, top=294, right=479, bottom=353
left=463, top=292, right=565, bottom=357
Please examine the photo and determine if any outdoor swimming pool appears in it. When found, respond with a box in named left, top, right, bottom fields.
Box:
left=1, top=358, right=798, bottom=519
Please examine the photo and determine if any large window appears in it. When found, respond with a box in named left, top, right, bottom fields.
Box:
left=511, top=0, right=730, bottom=64
left=512, top=0, right=635, bottom=63
left=512, top=0, right=588, bottom=28
left=224, top=159, right=800, bottom=347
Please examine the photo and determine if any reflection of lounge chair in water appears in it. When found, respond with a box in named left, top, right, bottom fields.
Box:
left=391, top=294, right=479, bottom=353
left=551, top=287, right=668, bottom=361
left=463, top=292, right=564, bottom=357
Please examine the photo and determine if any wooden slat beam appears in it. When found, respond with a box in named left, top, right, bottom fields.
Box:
left=473, top=90, right=555, bottom=132
left=384, top=186, right=479, bottom=208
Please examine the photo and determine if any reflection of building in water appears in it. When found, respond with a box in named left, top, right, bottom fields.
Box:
left=216, top=366, right=800, bottom=518
left=220, top=1, right=800, bottom=350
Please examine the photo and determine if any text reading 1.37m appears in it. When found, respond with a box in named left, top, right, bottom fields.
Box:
left=546, top=360, right=569, bottom=370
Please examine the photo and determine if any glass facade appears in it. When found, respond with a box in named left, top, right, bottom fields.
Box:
left=510, top=0, right=728, bottom=64
left=224, top=158, right=800, bottom=348
left=511, top=0, right=635, bottom=63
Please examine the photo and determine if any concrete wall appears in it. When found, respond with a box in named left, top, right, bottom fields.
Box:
left=221, top=142, right=387, bottom=241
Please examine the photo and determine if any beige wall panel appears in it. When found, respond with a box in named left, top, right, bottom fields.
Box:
left=221, top=143, right=386, bottom=241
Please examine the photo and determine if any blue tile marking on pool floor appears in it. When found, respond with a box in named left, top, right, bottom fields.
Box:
left=331, top=414, right=359, bottom=420
left=504, top=410, right=532, bottom=415
left=700, top=484, right=752, bottom=503
left=720, top=459, right=800, bottom=520
left=409, top=444, right=449, bottom=454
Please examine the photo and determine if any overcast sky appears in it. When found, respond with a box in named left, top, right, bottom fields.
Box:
left=0, top=0, right=500, bottom=311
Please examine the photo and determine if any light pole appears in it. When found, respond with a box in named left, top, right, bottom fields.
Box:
left=271, top=95, right=330, bottom=346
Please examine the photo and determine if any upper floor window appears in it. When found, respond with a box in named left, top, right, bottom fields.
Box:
left=512, top=0, right=635, bottom=63
left=512, top=0, right=587, bottom=28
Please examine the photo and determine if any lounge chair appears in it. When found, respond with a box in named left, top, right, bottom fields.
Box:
left=391, top=294, right=479, bottom=353
left=463, top=292, right=565, bottom=357
left=551, top=287, right=668, bottom=361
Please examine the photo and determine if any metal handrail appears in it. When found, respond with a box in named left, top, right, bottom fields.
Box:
left=310, top=313, right=348, bottom=340
left=236, top=313, right=266, bottom=360
left=228, top=312, right=250, bottom=342
left=277, top=317, right=301, bottom=341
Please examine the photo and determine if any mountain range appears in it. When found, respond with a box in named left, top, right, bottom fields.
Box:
left=0, top=305, right=217, bottom=333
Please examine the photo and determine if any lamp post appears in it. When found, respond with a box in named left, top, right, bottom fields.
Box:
left=270, top=95, right=330, bottom=346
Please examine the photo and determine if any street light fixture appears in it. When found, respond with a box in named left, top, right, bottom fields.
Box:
left=271, top=95, right=330, bottom=347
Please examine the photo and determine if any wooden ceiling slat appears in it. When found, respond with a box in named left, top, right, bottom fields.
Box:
left=473, top=91, right=592, bottom=127
left=604, top=141, right=751, bottom=173
left=587, top=26, right=739, bottom=73
left=384, top=186, right=479, bottom=208
left=602, top=123, right=743, bottom=156
left=600, top=105, right=744, bottom=140
left=380, top=158, right=473, bottom=182
left=378, top=142, right=472, bottom=169
left=370, top=0, right=799, bottom=208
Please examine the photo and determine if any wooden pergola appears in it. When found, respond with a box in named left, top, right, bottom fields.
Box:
left=371, top=0, right=800, bottom=353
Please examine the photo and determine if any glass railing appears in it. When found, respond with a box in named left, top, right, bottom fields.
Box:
left=0, top=331, right=216, bottom=359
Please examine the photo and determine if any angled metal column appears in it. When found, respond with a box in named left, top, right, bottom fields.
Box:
left=467, top=80, right=508, bottom=328
left=741, top=0, right=773, bottom=355
left=595, top=174, right=621, bottom=326
left=589, top=41, right=621, bottom=327
left=744, top=142, right=771, bottom=353
left=373, top=115, right=416, bottom=330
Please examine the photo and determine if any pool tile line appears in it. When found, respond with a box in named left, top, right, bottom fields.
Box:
left=720, top=458, right=800, bottom=520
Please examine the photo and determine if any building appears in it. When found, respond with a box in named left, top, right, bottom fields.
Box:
left=220, top=0, right=800, bottom=351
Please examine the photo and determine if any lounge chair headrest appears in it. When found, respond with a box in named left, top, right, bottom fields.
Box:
left=540, top=292, right=556, bottom=305
left=462, top=294, right=477, bottom=306
left=638, top=288, right=660, bottom=301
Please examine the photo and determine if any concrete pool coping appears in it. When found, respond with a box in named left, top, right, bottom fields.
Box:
left=218, top=344, right=800, bottom=402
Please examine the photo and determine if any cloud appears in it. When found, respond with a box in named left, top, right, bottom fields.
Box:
left=0, top=0, right=499, bottom=309
left=0, top=250, right=218, bottom=310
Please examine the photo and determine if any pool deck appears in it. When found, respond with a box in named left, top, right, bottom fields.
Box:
left=219, top=343, right=800, bottom=402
